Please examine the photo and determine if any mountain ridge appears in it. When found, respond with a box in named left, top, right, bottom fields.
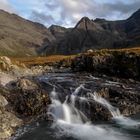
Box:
left=0, top=9, right=140, bottom=56
left=0, top=9, right=55, bottom=56
left=46, top=8, right=140, bottom=55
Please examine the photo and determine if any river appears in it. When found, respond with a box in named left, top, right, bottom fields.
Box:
left=13, top=72, right=140, bottom=140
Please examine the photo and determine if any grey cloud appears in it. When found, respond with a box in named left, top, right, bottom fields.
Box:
left=103, top=1, right=140, bottom=15
left=0, top=0, right=15, bottom=13
left=30, top=0, right=140, bottom=27
left=45, top=1, right=58, bottom=10
left=31, top=11, right=55, bottom=26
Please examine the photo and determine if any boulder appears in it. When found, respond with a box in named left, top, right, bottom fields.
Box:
left=0, top=94, right=22, bottom=139
left=5, top=78, right=51, bottom=117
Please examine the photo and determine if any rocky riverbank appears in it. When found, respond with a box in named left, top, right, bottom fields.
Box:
left=0, top=54, right=140, bottom=139
left=0, top=56, right=52, bottom=139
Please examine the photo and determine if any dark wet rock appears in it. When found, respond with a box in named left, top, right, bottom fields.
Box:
left=71, top=51, right=140, bottom=80
left=0, top=76, right=51, bottom=139
left=39, top=72, right=140, bottom=122
left=4, top=78, right=51, bottom=118
left=79, top=87, right=140, bottom=121
left=90, top=87, right=140, bottom=119
left=107, top=88, right=140, bottom=116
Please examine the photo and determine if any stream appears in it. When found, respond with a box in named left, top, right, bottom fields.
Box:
left=13, top=72, right=140, bottom=140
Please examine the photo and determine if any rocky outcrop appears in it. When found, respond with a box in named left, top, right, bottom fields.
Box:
left=38, top=72, right=140, bottom=122
left=0, top=94, right=22, bottom=139
left=0, top=76, right=51, bottom=139
left=71, top=51, right=140, bottom=80
left=4, top=78, right=51, bottom=118
left=0, top=56, right=53, bottom=77
left=96, top=88, right=140, bottom=117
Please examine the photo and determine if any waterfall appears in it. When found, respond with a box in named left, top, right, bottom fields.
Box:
left=88, top=92, right=140, bottom=127
left=15, top=75, right=140, bottom=140
left=48, top=85, right=139, bottom=129
left=48, top=86, right=89, bottom=124
left=47, top=85, right=132, bottom=140
left=91, top=92, right=121, bottom=118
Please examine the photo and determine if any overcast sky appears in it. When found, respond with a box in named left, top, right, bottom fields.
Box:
left=0, top=0, right=140, bottom=27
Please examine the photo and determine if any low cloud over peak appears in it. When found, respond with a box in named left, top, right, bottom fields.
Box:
left=1, top=0, right=140, bottom=27
left=30, top=0, right=140, bottom=27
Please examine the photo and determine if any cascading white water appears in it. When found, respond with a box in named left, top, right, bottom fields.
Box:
left=49, top=85, right=140, bottom=128
left=48, top=85, right=133, bottom=140
left=46, top=84, right=140, bottom=140
left=73, top=84, right=84, bottom=95
left=49, top=86, right=88, bottom=124
left=88, top=91, right=140, bottom=127
left=91, top=92, right=121, bottom=118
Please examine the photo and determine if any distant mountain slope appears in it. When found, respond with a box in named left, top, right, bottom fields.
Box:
left=0, top=9, right=140, bottom=56
left=0, top=10, right=55, bottom=56
left=45, top=9, right=140, bottom=55
left=49, top=25, right=68, bottom=39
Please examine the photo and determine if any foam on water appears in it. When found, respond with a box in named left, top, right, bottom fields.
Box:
left=53, top=121, right=129, bottom=140
left=92, top=91, right=121, bottom=117
left=47, top=85, right=140, bottom=140
left=90, top=92, right=140, bottom=128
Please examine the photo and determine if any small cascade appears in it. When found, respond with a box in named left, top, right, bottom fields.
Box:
left=15, top=74, right=140, bottom=140
left=88, top=92, right=140, bottom=127
left=47, top=85, right=135, bottom=140
left=91, top=92, right=121, bottom=118
left=48, top=85, right=139, bottom=128
left=73, top=84, right=84, bottom=95
left=48, top=86, right=89, bottom=124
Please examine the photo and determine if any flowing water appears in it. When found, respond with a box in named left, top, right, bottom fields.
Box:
left=14, top=72, right=140, bottom=140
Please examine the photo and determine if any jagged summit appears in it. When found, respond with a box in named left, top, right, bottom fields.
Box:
left=94, top=18, right=106, bottom=22
left=45, top=8, right=140, bottom=55
left=76, top=17, right=91, bottom=27
left=128, top=8, right=140, bottom=19
left=80, top=16, right=91, bottom=22
left=0, top=8, right=140, bottom=56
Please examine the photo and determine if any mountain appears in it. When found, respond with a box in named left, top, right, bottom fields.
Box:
left=45, top=9, right=140, bottom=55
left=0, top=9, right=140, bottom=56
left=49, top=25, right=69, bottom=39
left=0, top=10, right=55, bottom=56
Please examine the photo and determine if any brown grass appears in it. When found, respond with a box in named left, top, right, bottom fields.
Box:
left=10, top=55, right=76, bottom=67
left=85, top=47, right=140, bottom=56
left=10, top=47, right=140, bottom=67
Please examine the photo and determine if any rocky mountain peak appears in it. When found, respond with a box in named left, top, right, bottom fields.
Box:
left=80, top=16, right=91, bottom=22
left=49, top=25, right=67, bottom=33
left=128, top=9, right=140, bottom=20
left=48, top=25, right=68, bottom=39
left=75, top=16, right=102, bottom=31
left=94, top=18, right=106, bottom=23
left=75, top=17, right=91, bottom=28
